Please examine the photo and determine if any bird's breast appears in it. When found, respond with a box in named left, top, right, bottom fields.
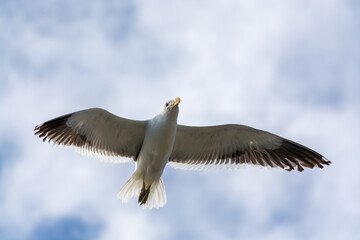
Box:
left=136, top=117, right=177, bottom=182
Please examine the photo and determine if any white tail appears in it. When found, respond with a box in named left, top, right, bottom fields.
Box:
left=117, top=173, right=143, bottom=203
left=143, top=178, right=167, bottom=209
left=117, top=174, right=167, bottom=210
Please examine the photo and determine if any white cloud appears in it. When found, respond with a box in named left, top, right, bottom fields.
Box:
left=1, top=0, right=359, bottom=239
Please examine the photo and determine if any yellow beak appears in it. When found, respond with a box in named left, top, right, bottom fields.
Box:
left=173, top=97, right=181, bottom=106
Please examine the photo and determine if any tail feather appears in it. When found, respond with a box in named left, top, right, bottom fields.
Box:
left=117, top=173, right=142, bottom=203
left=142, top=178, right=167, bottom=209
left=117, top=175, right=167, bottom=209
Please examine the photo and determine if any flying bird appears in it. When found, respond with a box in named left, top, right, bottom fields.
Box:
left=34, top=97, right=330, bottom=209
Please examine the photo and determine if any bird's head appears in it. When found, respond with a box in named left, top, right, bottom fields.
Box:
left=162, top=97, right=180, bottom=118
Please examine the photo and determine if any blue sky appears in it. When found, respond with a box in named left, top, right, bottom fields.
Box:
left=1, top=0, right=359, bottom=239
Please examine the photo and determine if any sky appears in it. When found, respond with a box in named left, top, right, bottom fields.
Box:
left=1, top=0, right=359, bottom=239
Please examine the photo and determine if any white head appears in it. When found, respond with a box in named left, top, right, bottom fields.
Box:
left=161, top=97, right=180, bottom=119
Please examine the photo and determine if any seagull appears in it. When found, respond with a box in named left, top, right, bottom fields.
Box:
left=34, top=97, right=330, bottom=209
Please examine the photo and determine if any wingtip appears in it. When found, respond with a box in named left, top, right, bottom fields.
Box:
left=297, top=164, right=304, bottom=172
left=34, top=125, right=40, bottom=134
left=322, top=157, right=331, bottom=165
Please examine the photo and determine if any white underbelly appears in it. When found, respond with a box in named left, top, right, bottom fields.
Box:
left=135, top=118, right=177, bottom=185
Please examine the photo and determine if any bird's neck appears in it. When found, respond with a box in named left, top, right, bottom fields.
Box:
left=159, top=110, right=178, bottom=123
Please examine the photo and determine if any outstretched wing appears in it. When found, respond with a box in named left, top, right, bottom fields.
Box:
left=169, top=124, right=330, bottom=171
left=35, top=108, right=146, bottom=162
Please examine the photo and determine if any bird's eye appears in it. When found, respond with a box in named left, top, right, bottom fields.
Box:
left=165, top=103, right=169, bottom=107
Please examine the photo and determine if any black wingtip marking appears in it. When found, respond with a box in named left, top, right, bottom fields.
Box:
left=34, top=114, right=73, bottom=143
left=322, top=157, right=331, bottom=165
left=280, top=139, right=330, bottom=172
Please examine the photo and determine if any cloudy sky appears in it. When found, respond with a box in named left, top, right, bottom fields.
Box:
left=1, top=0, right=359, bottom=239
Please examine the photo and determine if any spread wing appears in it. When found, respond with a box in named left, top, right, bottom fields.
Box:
left=169, top=124, right=330, bottom=171
left=34, top=108, right=146, bottom=162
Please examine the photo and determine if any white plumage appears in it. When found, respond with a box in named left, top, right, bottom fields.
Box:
left=35, top=97, right=330, bottom=209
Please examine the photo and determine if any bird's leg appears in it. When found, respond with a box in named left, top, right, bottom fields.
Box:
left=138, top=181, right=151, bottom=205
